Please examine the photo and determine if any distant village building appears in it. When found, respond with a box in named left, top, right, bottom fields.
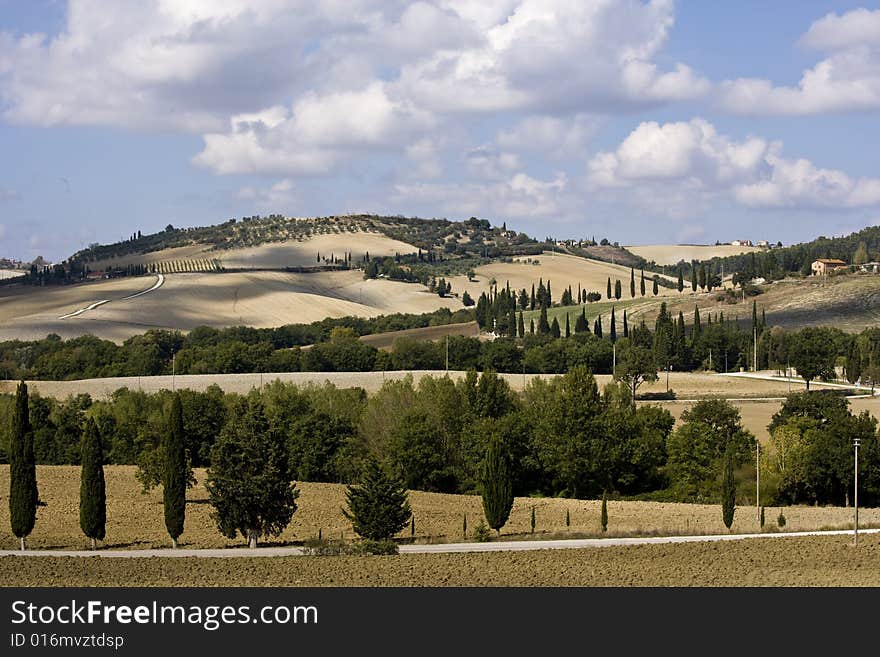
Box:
left=860, top=262, right=880, bottom=274
left=730, top=239, right=754, bottom=247
left=811, top=258, right=847, bottom=275
left=756, top=240, right=769, bottom=247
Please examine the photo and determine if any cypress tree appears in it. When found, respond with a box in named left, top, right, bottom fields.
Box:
left=538, top=305, right=550, bottom=334
left=411, top=515, right=415, bottom=537
left=518, top=312, right=525, bottom=338
left=546, top=280, right=552, bottom=305
left=79, top=417, right=106, bottom=550
left=343, top=458, right=411, bottom=542
left=640, top=269, right=646, bottom=296
left=565, top=509, right=570, bottom=527
left=594, top=315, right=603, bottom=338
left=164, top=393, right=187, bottom=548
left=760, top=506, right=765, bottom=529
left=630, top=268, right=635, bottom=298
left=529, top=318, right=535, bottom=334
left=691, top=262, right=697, bottom=292
left=677, top=268, right=684, bottom=293
left=575, top=312, right=588, bottom=333
left=508, top=307, right=517, bottom=338
left=530, top=506, right=536, bottom=533
left=693, top=305, right=702, bottom=336
left=565, top=314, right=571, bottom=338
left=463, top=513, right=468, bottom=538
left=600, top=491, right=608, bottom=533
left=614, top=279, right=621, bottom=300
left=721, top=445, right=736, bottom=530
left=623, top=309, right=629, bottom=338
left=550, top=317, right=561, bottom=338
left=9, top=381, right=38, bottom=550
left=481, top=435, right=514, bottom=535
left=606, top=277, right=612, bottom=300
left=610, top=307, right=617, bottom=343
left=652, top=275, right=659, bottom=296
left=530, top=284, right=535, bottom=310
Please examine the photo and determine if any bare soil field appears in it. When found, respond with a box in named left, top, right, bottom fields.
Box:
left=0, top=269, right=25, bottom=280
left=3, top=535, right=877, bottom=586
left=1, top=466, right=876, bottom=554
left=0, top=270, right=460, bottom=343
left=0, top=371, right=822, bottom=400
left=626, top=244, right=763, bottom=265
left=449, top=252, right=679, bottom=305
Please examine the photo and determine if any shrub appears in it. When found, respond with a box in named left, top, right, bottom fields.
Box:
left=473, top=519, right=492, bottom=542
left=777, top=511, right=787, bottom=528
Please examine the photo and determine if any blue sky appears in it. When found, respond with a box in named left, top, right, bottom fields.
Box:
left=0, top=1, right=879, bottom=262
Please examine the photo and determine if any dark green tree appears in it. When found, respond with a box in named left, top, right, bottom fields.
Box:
left=164, top=393, right=187, bottom=548
left=343, top=458, right=411, bottom=543
left=564, top=314, right=571, bottom=338
left=614, top=279, right=622, bottom=300
left=721, top=445, right=736, bottom=530
left=677, top=269, right=684, bottom=293
left=9, top=381, right=38, bottom=551
left=518, top=312, right=525, bottom=338
left=550, top=317, right=561, bottom=338
left=630, top=268, right=636, bottom=298
left=600, top=491, right=608, bottom=532
left=606, top=277, right=612, bottom=300
left=652, top=275, right=659, bottom=296
left=788, top=327, right=838, bottom=390
left=481, top=434, right=514, bottom=535
left=79, top=418, right=106, bottom=550
left=640, top=269, right=646, bottom=296
left=206, top=395, right=299, bottom=548
left=610, top=307, right=617, bottom=343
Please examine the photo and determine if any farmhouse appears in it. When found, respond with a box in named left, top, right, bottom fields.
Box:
left=811, top=258, right=847, bottom=275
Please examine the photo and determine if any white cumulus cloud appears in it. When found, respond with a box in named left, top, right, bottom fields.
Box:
left=718, top=8, right=880, bottom=115
left=588, top=118, right=880, bottom=212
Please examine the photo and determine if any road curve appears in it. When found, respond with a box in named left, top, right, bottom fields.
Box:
left=0, top=528, right=875, bottom=558
left=57, top=274, right=164, bottom=319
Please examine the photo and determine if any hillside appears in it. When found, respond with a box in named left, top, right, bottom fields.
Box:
left=627, top=244, right=764, bottom=266
left=638, top=269, right=880, bottom=333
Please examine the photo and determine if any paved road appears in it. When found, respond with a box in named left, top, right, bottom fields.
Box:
left=720, top=371, right=877, bottom=395
left=58, top=274, right=165, bottom=319
left=1, top=528, right=875, bottom=558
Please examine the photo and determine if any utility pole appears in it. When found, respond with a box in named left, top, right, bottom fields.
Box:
left=854, top=437, right=861, bottom=546
left=754, top=325, right=758, bottom=372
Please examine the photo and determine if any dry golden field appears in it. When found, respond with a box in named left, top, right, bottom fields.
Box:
left=3, top=535, right=878, bottom=586
left=85, top=231, right=417, bottom=272
left=449, top=252, right=679, bottom=304
left=359, top=321, right=483, bottom=350
left=0, top=369, right=843, bottom=401
left=0, top=270, right=461, bottom=343
left=625, top=244, right=763, bottom=265
left=0, top=466, right=876, bottom=553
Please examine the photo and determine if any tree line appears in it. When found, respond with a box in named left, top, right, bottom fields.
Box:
left=5, top=370, right=879, bottom=517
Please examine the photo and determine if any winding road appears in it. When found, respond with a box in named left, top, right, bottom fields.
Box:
left=57, top=274, right=164, bottom=320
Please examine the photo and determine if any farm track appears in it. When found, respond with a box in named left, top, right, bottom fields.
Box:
left=1, top=528, right=876, bottom=559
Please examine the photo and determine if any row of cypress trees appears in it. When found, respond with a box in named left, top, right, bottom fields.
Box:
left=8, top=382, right=186, bottom=550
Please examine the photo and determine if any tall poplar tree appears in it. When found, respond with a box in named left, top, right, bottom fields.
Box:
left=79, top=418, right=106, bottom=550
left=721, top=445, right=736, bottom=530
left=164, top=393, right=187, bottom=548
left=9, top=381, right=38, bottom=551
